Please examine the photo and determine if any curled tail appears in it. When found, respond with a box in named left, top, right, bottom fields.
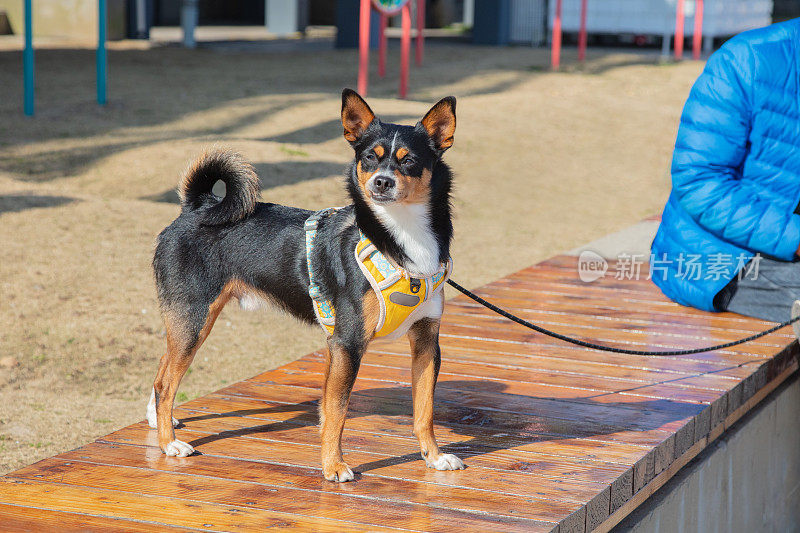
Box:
left=179, top=150, right=260, bottom=225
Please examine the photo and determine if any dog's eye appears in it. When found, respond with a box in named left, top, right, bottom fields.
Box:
left=402, top=156, right=416, bottom=168
left=363, top=152, right=378, bottom=164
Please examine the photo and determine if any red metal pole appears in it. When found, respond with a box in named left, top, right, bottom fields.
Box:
left=379, top=13, right=387, bottom=77
left=692, top=0, right=704, bottom=60
left=400, top=3, right=411, bottom=98
left=674, top=0, right=685, bottom=60
left=415, top=0, right=425, bottom=65
left=551, top=0, right=562, bottom=70
left=578, top=0, right=588, bottom=62
left=358, top=0, right=371, bottom=95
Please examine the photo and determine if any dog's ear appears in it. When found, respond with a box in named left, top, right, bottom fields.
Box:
left=341, top=89, right=375, bottom=144
left=420, top=96, right=456, bottom=153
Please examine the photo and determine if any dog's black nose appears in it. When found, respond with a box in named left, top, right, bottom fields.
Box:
left=373, top=176, right=395, bottom=194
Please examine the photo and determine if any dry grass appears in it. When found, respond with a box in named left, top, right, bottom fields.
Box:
left=0, top=39, right=703, bottom=473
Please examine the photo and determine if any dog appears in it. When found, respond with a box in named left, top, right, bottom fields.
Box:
left=146, top=89, right=464, bottom=482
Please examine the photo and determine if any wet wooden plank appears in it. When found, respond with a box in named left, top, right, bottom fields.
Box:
left=0, top=252, right=795, bottom=533
left=0, top=477, right=400, bottom=532
left=100, top=425, right=611, bottom=506
left=0, top=502, right=198, bottom=532
left=12, top=459, right=547, bottom=533
left=52, top=440, right=571, bottom=526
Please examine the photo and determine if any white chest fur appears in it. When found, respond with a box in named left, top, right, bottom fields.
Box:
left=371, top=203, right=440, bottom=277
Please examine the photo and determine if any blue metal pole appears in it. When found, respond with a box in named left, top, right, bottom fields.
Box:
left=97, top=0, right=107, bottom=105
left=23, top=0, right=34, bottom=116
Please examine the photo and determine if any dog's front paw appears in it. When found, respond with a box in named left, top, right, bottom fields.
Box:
left=163, top=439, right=195, bottom=457
left=425, top=453, right=465, bottom=471
left=323, top=461, right=355, bottom=482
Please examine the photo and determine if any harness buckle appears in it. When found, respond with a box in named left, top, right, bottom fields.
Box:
left=410, top=278, right=421, bottom=294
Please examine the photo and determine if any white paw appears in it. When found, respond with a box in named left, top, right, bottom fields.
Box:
left=164, top=439, right=195, bottom=457
left=336, top=465, right=355, bottom=482
left=324, top=463, right=354, bottom=482
left=426, top=453, right=465, bottom=471
left=146, top=389, right=179, bottom=429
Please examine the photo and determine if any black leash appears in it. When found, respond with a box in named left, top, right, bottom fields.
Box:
left=446, top=279, right=799, bottom=356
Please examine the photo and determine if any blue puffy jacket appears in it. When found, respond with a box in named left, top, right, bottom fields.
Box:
left=651, top=19, right=800, bottom=312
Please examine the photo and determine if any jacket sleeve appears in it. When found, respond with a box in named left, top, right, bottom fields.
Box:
left=671, top=42, right=800, bottom=260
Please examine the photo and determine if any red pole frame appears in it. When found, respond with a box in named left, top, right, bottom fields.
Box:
left=358, top=0, right=371, bottom=95
left=674, top=0, right=685, bottom=60
left=692, top=0, right=704, bottom=60
left=578, top=0, right=588, bottom=62
left=551, top=0, right=562, bottom=70
left=415, top=0, right=425, bottom=65
left=378, top=13, right=387, bottom=77
left=400, top=3, right=411, bottom=98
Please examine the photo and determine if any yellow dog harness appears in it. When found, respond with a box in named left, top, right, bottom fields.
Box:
left=305, top=208, right=451, bottom=337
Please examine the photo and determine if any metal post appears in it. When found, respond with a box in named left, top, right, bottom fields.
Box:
left=357, top=0, right=370, bottom=95
left=23, top=0, right=34, bottom=116
left=400, top=3, right=410, bottom=98
left=181, top=0, right=198, bottom=48
left=378, top=14, right=387, bottom=77
left=97, top=0, right=107, bottom=105
left=135, top=0, right=147, bottom=38
left=463, top=0, right=474, bottom=27
left=692, top=0, right=703, bottom=60
left=674, top=0, right=684, bottom=60
left=578, top=0, right=588, bottom=62
left=415, top=0, right=424, bottom=66
left=551, top=0, right=562, bottom=70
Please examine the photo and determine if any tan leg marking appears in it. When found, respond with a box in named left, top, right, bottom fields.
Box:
left=319, top=337, right=362, bottom=482
left=153, top=282, right=237, bottom=455
left=362, top=290, right=380, bottom=343
left=408, top=318, right=465, bottom=471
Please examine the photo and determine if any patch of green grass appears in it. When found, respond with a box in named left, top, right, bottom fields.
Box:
left=94, top=418, right=112, bottom=424
left=280, top=146, right=309, bottom=158
left=176, top=392, right=189, bottom=402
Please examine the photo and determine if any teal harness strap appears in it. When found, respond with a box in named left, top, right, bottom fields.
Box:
left=304, top=207, right=339, bottom=302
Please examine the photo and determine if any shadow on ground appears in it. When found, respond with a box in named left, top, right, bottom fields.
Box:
left=178, top=379, right=698, bottom=475
left=0, top=41, right=593, bottom=184
left=0, top=193, right=76, bottom=215
left=142, top=160, right=348, bottom=204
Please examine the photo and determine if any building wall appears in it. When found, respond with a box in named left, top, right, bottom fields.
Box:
left=616, top=373, right=800, bottom=533
left=0, top=0, right=127, bottom=40
left=773, top=0, right=800, bottom=22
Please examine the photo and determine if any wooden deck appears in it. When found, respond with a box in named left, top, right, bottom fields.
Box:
left=1, top=255, right=797, bottom=532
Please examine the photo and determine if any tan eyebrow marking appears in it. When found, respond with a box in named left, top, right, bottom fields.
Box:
left=396, top=147, right=408, bottom=160
left=374, top=145, right=385, bottom=158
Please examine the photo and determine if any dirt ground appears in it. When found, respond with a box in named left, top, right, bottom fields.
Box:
left=0, top=37, right=704, bottom=474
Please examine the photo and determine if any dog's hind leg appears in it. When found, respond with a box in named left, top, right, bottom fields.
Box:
left=146, top=387, right=178, bottom=429
left=151, top=288, right=231, bottom=457
left=408, top=318, right=465, bottom=471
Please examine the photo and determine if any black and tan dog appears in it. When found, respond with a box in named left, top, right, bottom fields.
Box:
left=146, top=89, right=464, bottom=482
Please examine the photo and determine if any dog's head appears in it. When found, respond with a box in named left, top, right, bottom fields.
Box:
left=340, top=89, right=456, bottom=207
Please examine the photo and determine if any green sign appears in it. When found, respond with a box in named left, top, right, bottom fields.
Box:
left=372, top=0, right=411, bottom=16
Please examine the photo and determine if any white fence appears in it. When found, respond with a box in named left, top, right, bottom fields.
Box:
left=545, top=0, right=772, bottom=38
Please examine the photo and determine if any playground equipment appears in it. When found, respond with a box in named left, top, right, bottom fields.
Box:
left=21, top=0, right=108, bottom=116
left=550, top=0, right=772, bottom=69
left=358, top=0, right=425, bottom=98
